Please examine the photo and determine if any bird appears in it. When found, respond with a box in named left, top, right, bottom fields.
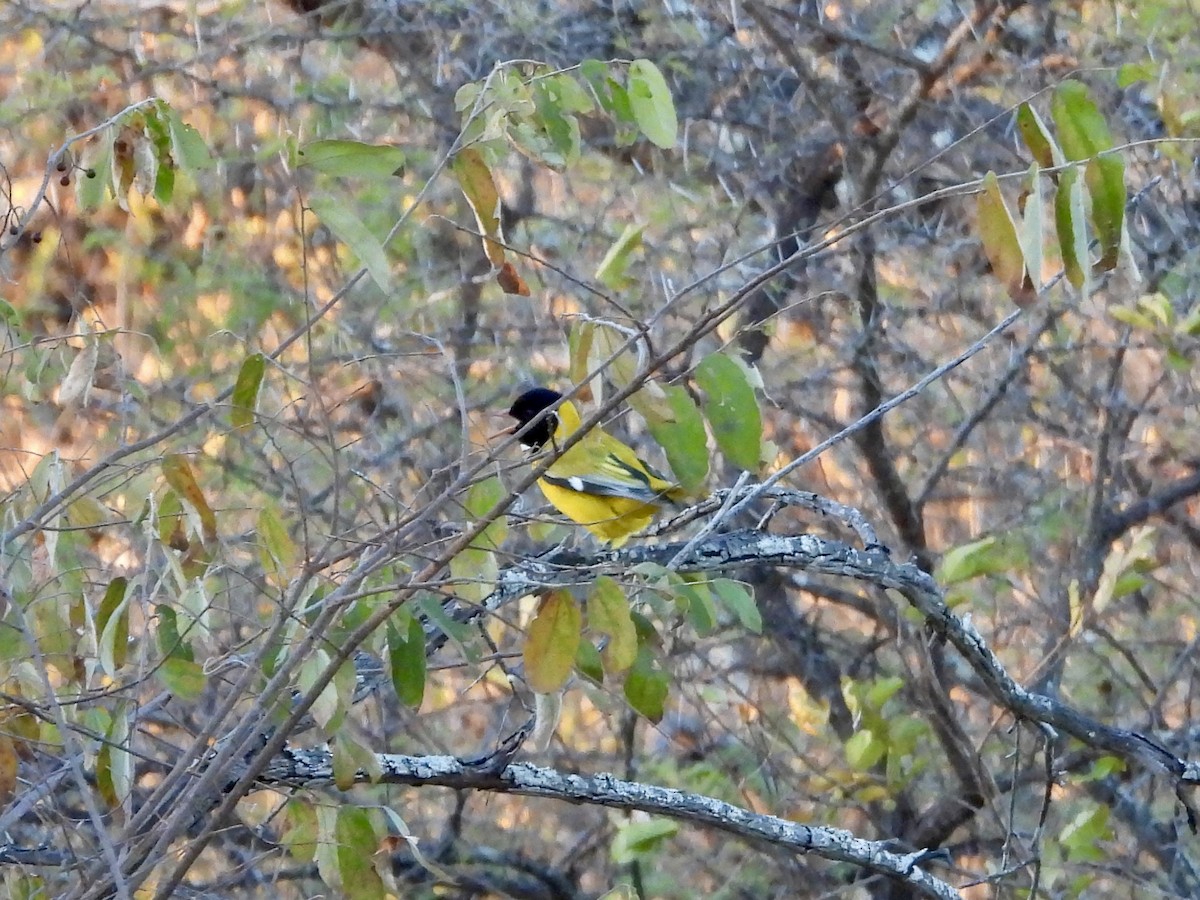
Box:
left=507, top=387, right=687, bottom=546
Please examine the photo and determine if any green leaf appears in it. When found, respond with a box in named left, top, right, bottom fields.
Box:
left=96, top=708, right=133, bottom=807
left=1052, top=80, right=1116, bottom=163
left=588, top=577, right=637, bottom=673
left=335, top=808, right=388, bottom=900
left=531, top=79, right=583, bottom=165
left=1087, top=153, right=1126, bottom=270
left=298, top=650, right=342, bottom=732
left=162, top=104, right=214, bottom=171
left=938, top=536, right=1006, bottom=584
left=465, top=475, right=507, bottom=550
left=1081, top=755, right=1125, bottom=782
left=415, top=595, right=478, bottom=662
left=594, top=223, right=644, bottom=290
left=230, top=352, right=265, bottom=430
left=624, top=648, right=668, bottom=723
left=387, top=612, right=426, bottom=708
left=156, top=604, right=194, bottom=663
left=97, top=577, right=129, bottom=675
left=450, top=543, right=498, bottom=604
left=673, top=576, right=718, bottom=635
left=0, top=298, right=18, bottom=327
left=299, top=140, right=405, bottom=179
left=865, top=676, right=905, bottom=710
left=258, top=502, right=297, bottom=582
left=1059, top=804, right=1111, bottom=863
left=575, top=640, right=604, bottom=684
left=1015, top=103, right=1063, bottom=169
left=332, top=734, right=383, bottom=790
left=976, top=171, right=1033, bottom=305
left=1117, top=62, right=1158, bottom=88
left=845, top=729, right=886, bottom=770
left=524, top=590, right=582, bottom=693
left=77, top=128, right=114, bottom=210
left=308, top=195, right=393, bottom=294
left=159, top=657, right=206, bottom=699
left=1055, top=165, right=1090, bottom=292
left=713, top=579, right=761, bottom=633
left=611, top=819, right=678, bottom=864
left=451, top=147, right=505, bottom=266
left=644, top=385, right=709, bottom=493
left=696, top=353, right=762, bottom=471
left=627, top=59, right=677, bottom=149
left=1051, top=80, right=1125, bottom=270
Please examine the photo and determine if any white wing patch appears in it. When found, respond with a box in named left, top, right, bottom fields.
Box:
left=544, top=472, right=665, bottom=504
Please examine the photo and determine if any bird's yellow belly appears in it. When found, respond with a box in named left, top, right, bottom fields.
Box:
left=537, top=479, right=659, bottom=546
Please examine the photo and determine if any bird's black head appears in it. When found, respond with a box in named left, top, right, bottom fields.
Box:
left=508, top=387, right=562, bottom=449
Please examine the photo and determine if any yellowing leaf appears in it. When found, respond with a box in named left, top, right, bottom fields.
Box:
left=588, top=322, right=641, bottom=393
left=162, top=454, right=217, bottom=542
left=0, top=735, right=17, bottom=805
left=524, top=590, right=582, bottom=693
left=568, top=320, right=596, bottom=388
left=977, top=171, right=1033, bottom=305
left=452, top=148, right=505, bottom=266
left=611, top=819, right=678, bottom=864
left=59, top=325, right=98, bottom=407
left=588, top=577, right=637, bottom=673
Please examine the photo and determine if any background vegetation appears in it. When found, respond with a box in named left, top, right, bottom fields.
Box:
left=2, top=0, right=1200, bottom=897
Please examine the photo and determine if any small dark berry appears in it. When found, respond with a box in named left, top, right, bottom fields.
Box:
left=56, top=159, right=68, bottom=172
left=31, top=232, right=42, bottom=243
left=8, top=225, right=16, bottom=236
left=59, top=175, right=70, bottom=187
left=85, top=169, right=96, bottom=179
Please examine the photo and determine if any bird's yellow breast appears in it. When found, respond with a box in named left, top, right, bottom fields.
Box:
left=536, top=478, right=660, bottom=547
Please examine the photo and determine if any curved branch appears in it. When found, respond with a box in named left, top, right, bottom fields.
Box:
left=260, top=746, right=961, bottom=900
left=443, top=527, right=1200, bottom=784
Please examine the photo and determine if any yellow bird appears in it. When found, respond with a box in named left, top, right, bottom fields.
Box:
left=507, top=387, right=687, bottom=546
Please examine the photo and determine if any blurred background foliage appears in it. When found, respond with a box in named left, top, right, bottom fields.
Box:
left=2, top=0, right=1200, bottom=897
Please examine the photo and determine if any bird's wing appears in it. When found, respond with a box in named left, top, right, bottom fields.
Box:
left=542, top=447, right=672, bottom=504
left=541, top=470, right=666, bottom=504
